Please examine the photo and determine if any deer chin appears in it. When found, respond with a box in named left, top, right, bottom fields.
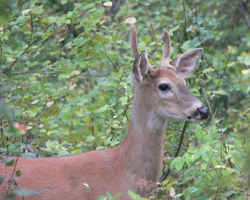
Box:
left=158, top=111, right=188, bottom=122
left=159, top=111, right=207, bottom=122
left=186, top=117, right=203, bottom=122
left=187, top=115, right=208, bottom=122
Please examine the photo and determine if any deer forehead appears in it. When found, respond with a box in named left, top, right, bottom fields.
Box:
left=153, top=67, right=185, bottom=85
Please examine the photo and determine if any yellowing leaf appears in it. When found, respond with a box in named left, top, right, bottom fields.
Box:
left=169, top=187, right=176, bottom=197
left=71, top=71, right=81, bottom=76
left=238, top=52, right=250, bottom=65
left=103, top=2, right=112, bottom=7
left=13, top=122, right=27, bottom=135
left=82, top=183, right=91, bottom=190
left=22, top=9, right=32, bottom=15
left=31, top=100, right=39, bottom=105
left=47, top=101, right=54, bottom=107
left=69, top=84, right=77, bottom=90
left=29, top=76, right=37, bottom=81
left=242, top=69, right=250, bottom=75
left=7, top=57, right=15, bottom=62
left=124, top=17, right=136, bottom=24
left=214, top=165, right=226, bottom=169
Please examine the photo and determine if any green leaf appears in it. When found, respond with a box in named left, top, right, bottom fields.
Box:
left=86, top=135, right=95, bottom=143
left=61, top=0, right=68, bottom=5
left=238, top=53, right=250, bottom=66
left=0, top=0, right=10, bottom=24
left=169, top=25, right=180, bottom=34
left=128, top=190, right=146, bottom=200
left=96, top=105, right=108, bottom=113
left=97, top=196, right=107, bottom=200
left=3, top=157, right=15, bottom=166
left=213, top=90, right=228, bottom=96
left=0, top=99, right=5, bottom=118
left=188, top=186, right=199, bottom=194
left=3, top=193, right=16, bottom=200
left=47, top=16, right=57, bottom=24
left=171, top=157, right=185, bottom=171
left=16, top=170, right=22, bottom=177
left=32, top=6, right=43, bottom=15
left=0, top=100, right=13, bottom=120
left=0, top=176, right=4, bottom=184
left=13, top=188, right=39, bottom=197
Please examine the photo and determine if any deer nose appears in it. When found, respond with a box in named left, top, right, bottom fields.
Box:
left=197, top=105, right=209, bottom=120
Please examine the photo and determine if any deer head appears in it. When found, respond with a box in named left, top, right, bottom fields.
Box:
left=130, top=26, right=208, bottom=122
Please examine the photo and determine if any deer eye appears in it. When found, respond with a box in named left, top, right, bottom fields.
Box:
left=158, top=83, right=171, bottom=92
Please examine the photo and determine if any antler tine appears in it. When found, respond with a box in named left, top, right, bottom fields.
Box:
left=161, top=29, right=171, bottom=66
left=130, top=25, right=139, bottom=58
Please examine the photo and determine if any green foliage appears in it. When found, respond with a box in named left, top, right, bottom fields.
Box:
left=0, top=0, right=249, bottom=199
left=0, top=0, right=11, bottom=24
left=97, top=192, right=121, bottom=200
left=98, top=191, right=146, bottom=200
left=128, top=190, right=147, bottom=200
left=12, top=188, right=39, bottom=197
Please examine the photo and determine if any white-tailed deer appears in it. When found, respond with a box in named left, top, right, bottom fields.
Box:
left=0, top=26, right=208, bottom=200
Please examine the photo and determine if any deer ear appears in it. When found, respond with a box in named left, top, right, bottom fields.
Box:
left=132, top=50, right=150, bottom=83
left=175, top=48, right=203, bottom=78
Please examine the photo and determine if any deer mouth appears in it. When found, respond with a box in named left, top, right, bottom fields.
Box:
left=187, top=105, right=209, bottom=121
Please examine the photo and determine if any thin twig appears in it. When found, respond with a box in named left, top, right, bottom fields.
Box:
left=160, top=122, right=189, bottom=182
left=182, top=0, right=188, bottom=40
left=238, top=0, right=250, bottom=28
left=228, top=0, right=250, bottom=29
left=7, top=157, right=19, bottom=194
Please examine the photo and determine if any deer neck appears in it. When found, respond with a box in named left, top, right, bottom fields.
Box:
left=120, top=87, right=167, bottom=183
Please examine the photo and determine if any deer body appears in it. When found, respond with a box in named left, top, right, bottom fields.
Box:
left=0, top=26, right=208, bottom=200
left=0, top=98, right=166, bottom=200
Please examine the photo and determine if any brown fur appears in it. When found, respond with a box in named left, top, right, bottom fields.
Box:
left=0, top=122, right=164, bottom=200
